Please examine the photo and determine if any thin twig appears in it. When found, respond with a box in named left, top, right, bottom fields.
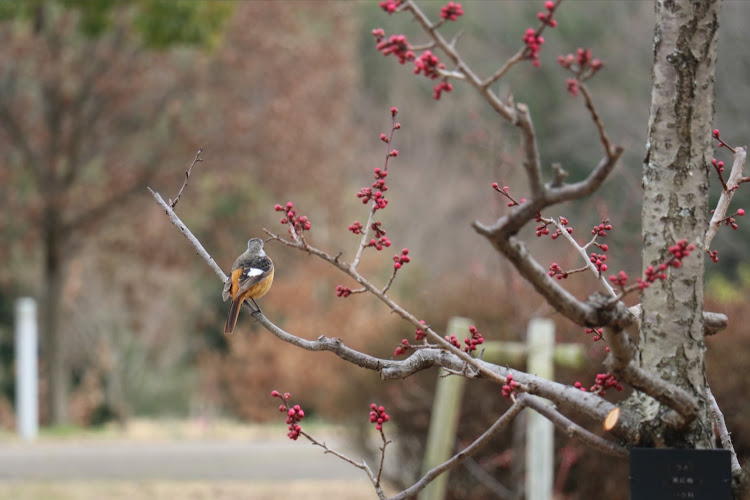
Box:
left=299, top=430, right=387, bottom=500
left=376, top=429, right=390, bottom=486
left=579, top=83, right=613, bottom=157
left=705, top=146, right=747, bottom=249
left=170, top=147, right=203, bottom=209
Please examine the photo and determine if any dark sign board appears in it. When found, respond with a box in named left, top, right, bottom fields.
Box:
left=630, top=448, right=731, bottom=499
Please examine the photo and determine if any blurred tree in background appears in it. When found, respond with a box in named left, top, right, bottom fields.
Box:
left=0, top=0, right=232, bottom=425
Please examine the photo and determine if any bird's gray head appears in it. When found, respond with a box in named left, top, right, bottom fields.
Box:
left=247, top=238, right=264, bottom=251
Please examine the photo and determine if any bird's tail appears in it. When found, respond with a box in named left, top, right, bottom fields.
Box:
left=224, top=298, right=242, bottom=334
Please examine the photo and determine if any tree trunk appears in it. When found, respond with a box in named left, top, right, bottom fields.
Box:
left=637, top=0, right=720, bottom=447
left=41, top=203, right=69, bottom=425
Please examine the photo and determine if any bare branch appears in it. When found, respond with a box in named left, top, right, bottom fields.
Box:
left=516, top=103, right=544, bottom=197
left=148, top=189, right=225, bottom=281
left=544, top=146, right=624, bottom=204
left=706, top=385, right=741, bottom=476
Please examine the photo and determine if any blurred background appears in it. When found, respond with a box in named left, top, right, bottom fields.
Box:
left=0, top=1, right=748, bottom=499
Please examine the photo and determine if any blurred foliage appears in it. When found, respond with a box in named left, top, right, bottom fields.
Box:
left=0, top=0, right=232, bottom=48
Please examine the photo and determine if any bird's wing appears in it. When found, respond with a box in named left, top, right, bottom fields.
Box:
left=235, top=258, right=273, bottom=297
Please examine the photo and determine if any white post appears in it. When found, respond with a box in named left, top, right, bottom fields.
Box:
left=525, top=318, right=555, bottom=500
left=15, top=298, right=38, bottom=441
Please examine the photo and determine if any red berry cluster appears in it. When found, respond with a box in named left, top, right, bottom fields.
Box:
left=713, top=128, right=735, bottom=153
left=445, top=334, right=461, bottom=349
left=608, top=239, right=696, bottom=292
left=271, top=390, right=305, bottom=440
left=369, top=403, right=390, bottom=431
left=521, top=1, right=558, bottom=67
left=574, top=373, right=623, bottom=396
left=712, top=158, right=725, bottom=174
left=502, top=372, right=519, bottom=398
left=558, top=48, right=602, bottom=97
left=440, top=1, right=464, bottom=21
left=538, top=1, right=558, bottom=27
left=589, top=252, right=608, bottom=274
left=372, top=30, right=453, bottom=100
left=368, top=235, right=392, bottom=251
left=548, top=262, right=568, bottom=280
left=558, top=48, right=602, bottom=74
left=394, top=338, right=410, bottom=356
left=522, top=28, right=546, bottom=67
left=371, top=220, right=386, bottom=238
left=548, top=216, right=573, bottom=240
left=414, top=50, right=445, bottom=79
left=355, top=118, right=399, bottom=212
left=356, top=187, right=389, bottom=210
left=584, top=327, right=604, bottom=342
left=393, top=248, right=410, bottom=269
left=609, top=270, right=628, bottom=287
left=348, top=221, right=364, bottom=234
left=372, top=167, right=388, bottom=191
left=464, top=325, right=484, bottom=352
left=718, top=208, right=745, bottom=230
left=415, top=320, right=427, bottom=341
left=565, top=78, right=579, bottom=98
left=643, top=264, right=667, bottom=285
left=707, top=249, right=719, bottom=263
left=591, top=220, right=612, bottom=237
left=335, top=285, right=352, bottom=298
left=667, top=239, right=696, bottom=267
left=608, top=265, right=662, bottom=291
left=373, top=30, right=414, bottom=64
left=535, top=217, right=553, bottom=237
left=393, top=320, right=427, bottom=355
left=275, top=201, right=311, bottom=235
left=433, top=80, right=454, bottom=100
left=378, top=0, right=404, bottom=15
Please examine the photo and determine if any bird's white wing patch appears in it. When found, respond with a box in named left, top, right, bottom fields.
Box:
left=244, top=268, right=264, bottom=278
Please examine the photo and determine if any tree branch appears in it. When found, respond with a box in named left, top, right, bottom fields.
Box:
left=518, top=394, right=628, bottom=459
left=402, top=0, right=516, bottom=123
left=390, top=401, right=524, bottom=500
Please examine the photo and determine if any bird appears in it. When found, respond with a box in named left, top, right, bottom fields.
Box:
left=222, top=238, right=274, bottom=334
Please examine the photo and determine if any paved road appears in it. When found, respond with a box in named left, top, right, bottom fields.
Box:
left=0, top=439, right=364, bottom=481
